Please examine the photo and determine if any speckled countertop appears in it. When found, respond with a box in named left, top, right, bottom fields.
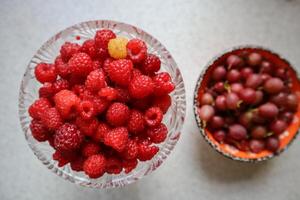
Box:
left=1, top=0, right=300, bottom=199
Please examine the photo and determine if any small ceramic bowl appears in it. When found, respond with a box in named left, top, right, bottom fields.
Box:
left=194, top=45, right=300, bottom=162
left=19, top=20, right=186, bottom=188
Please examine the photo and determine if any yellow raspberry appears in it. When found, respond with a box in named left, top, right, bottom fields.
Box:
left=108, top=37, right=128, bottom=59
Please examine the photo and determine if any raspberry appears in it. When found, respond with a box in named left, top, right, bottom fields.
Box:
left=83, top=154, right=106, bottom=178
left=126, top=39, right=147, bottom=63
left=115, top=87, right=130, bottom=103
left=132, top=68, right=143, bottom=79
left=75, top=117, right=99, bottom=137
left=93, top=122, right=110, bottom=143
left=70, top=156, right=85, bottom=171
left=97, top=47, right=109, bottom=60
left=39, top=82, right=54, bottom=98
left=103, top=58, right=114, bottom=74
left=48, top=136, right=55, bottom=147
left=40, top=107, right=63, bottom=130
left=108, top=59, right=133, bottom=86
left=98, top=87, right=118, bottom=101
left=54, top=90, right=80, bottom=119
left=152, top=95, right=171, bottom=114
left=77, top=100, right=95, bottom=120
left=122, top=159, right=138, bottom=174
left=104, top=127, right=129, bottom=152
left=121, top=139, right=139, bottom=160
left=54, top=123, right=84, bottom=152
left=85, top=69, right=106, bottom=92
left=53, top=79, right=70, bottom=94
left=53, top=150, right=70, bottom=167
left=30, top=119, right=50, bottom=142
left=28, top=98, right=52, bottom=119
left=80, top=39, right=97, bottom=59
left=94, top=29, right=116, bottom=49
left=82, top=93, right=109, bottom=115
left=60, top=42, right=81, bottom=62
left=34, top=63, right=57, bottom=83
left=129, top=75, right=154, bottom=99
left=146, top=123, right=168, bottom=144
left=137, top=139, right=159, bottom=161
left=141, top=54, right=161, bottom=75
left=132, top=97, right=151, bottom=111
left=72, top=85, right=86, bottom=97
left=55, top=56, right=70, bottom=78
left=68, top=52, right=93, bottom=76
left=127, top=109, right=145, bottom=134
left=108, top=37, right=128, bottom=59
left=152, top=72, right=175, bottom=96
left=106, top=102, right=130, bottom=126
left=105, top=157, right=122, bottom=174
left=144, top=107, right=163, bottom=127
left=81, top=142, right=101, bottom=157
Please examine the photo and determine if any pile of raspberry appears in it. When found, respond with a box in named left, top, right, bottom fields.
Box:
left=197, top=50, right=298, bottom=154
left=28, top=29, right=175, bottom=178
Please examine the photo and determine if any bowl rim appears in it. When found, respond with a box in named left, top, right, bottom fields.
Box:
left=19, top=19, right=186, bottom=187
left=193, top=44, right=300, bottom=163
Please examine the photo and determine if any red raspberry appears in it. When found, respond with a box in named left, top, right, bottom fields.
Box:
left=98, top=87, right=118, bottom=101
left=70, top=156, right=85, bottom=171
left=132, top=97, right=151, bottom=111
left=80, top=39, right=97, bottom=59
left=53, top=79, right=70, bottom=94
left=152, top=95, right=171, bottom=114
left=54, top=90, right=80, bottom=119
left=54, top=123, right=84, bottom=152
left=103, top=58, right=114, bottom=74
left=48, top=136, right=55, bottom=147
left=34, top=63, right=57, bottom=83
left=141, top=54, right=161, bottom=75
left=132, top=68, right=143, bottom=79
left=94, top=29, right=116, bottom=49
left=93, top=122, right=110, bottom=143
left=108, top=59, right=133, bottom=86
left=30, top=119, right=50, bottom=142
left=40, top=107, right=63, bottom=130
left=126, top=39, right=147, bottom=63
left=104, top=127, right=129, bottom=152
left=68, top=53, right=93, bottom=76
left=53, top=150, right=70, bottom=167
left=115, top=87, right=130, bottom=103
left=82, top=93, right=109, bottom=115
left=144, top=107, right=163, bottom=127
left=106, top=102, right=130, bottom=126
left=77, top=100, right=95, bottom=120
left=60, top=42, right=81, bottom=62
left=29, top=98, right=52, bottom=119
left=137, top=139, right=159, bottom=161
left=129, top=75, right=154, bottom=99
left=72, top=85, right=86, bottom=97
left=122, top=159, right=138, bottom=174
left=83, top=154, right=106, bottom=178
left=121, top=139, right=139, bottom=160
left=105, top=157, right=122, bottom=174
left=81, top=142, right=101, bottom=157
left=97, top=47, right=109, bottom=60
left=152, top=72, right=175, bottom=96
left=127, top=109, right=145, bottom=134
left=85, top=69, right=106, bottom=92
left=39, top=82, right=54, bottom=98
left=55, top=56, right=70, bottom=78
left=146, top=123, right=168, bottom=144
left=75, top=117, right=99, bottom=137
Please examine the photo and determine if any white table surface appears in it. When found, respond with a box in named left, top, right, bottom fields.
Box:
left=1, top=0, right=300, bottom=199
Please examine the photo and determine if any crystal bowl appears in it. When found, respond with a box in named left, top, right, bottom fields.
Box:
left=194, top=45, right=300, bottom=162
left=19, top=20, right=186, bottom=188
